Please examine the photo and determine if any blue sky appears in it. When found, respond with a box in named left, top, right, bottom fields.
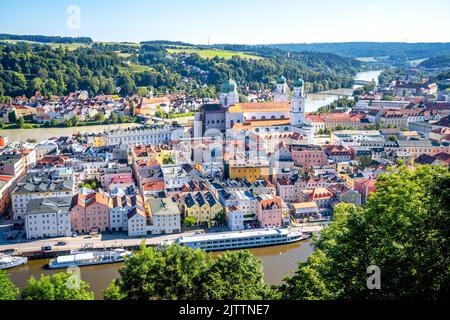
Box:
left=0, top=0, right=449, bottom=44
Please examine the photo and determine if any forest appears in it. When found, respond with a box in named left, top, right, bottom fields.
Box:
left=0, top=40, right=363, bottom=100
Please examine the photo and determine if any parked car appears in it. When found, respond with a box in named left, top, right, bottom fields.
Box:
left=72, top=232, right=77, bottom=238
left=55, top=241, right=67, bottom=246
left=41, top=245, right=52, bottom=251
left=6, top=233, right=16, bottom=240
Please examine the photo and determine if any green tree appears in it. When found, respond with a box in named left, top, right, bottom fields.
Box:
left=110, top=112, right=119, bottom=124
left=195, top=250, right=273, bottom=300
left=104, top=243, right=211, bottom=300
left=162, top=154, right=174, bottom=165
left=16, top=116, right=25, bottom=128
left=279, top=165, right=450, bottom=300
left=184, top=216, right=196, bottom=228
left=129, top=100, right=136, bottom=117
left=8, top=111, right=17, bottom=124
left=213, top=210, right=226, bottom=227
left=0, top=270, right=19, bottom=300
left=22, top=272, right=94, bottom=300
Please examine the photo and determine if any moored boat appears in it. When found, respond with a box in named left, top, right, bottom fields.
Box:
left=160, top=228, right=308, bottom=252
left=48, top=249, right=132, bottom=269
left=0, top=255, right=28, bottom=270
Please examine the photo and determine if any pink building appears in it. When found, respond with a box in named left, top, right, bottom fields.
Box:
left=290, top=145, right=328, bottom=169
left=108, top=175, right=135, bottom=192
left=257, top=197, right=284, bottom=228
left=70, top=189, right=110, bottom=234
left=100, top=167, right=133, bottom=189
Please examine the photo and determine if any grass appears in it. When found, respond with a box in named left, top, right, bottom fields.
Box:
left=167, top=48, right=262, bottom=60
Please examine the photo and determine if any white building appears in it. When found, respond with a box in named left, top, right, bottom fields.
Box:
left=127, top=207, right=147, bottom=237
left=103, top=125, right=176, bottom=146
left=161, top=164, right=190, bottom=190
left=147, top=198, right=181, bottom=235
left=24, top=197, right=72, bottom=239
left=12, top=170, right=74, bottom=220
left=109, top=194, right=144, bottom=232
left=226, top=205, right=244, bottom=231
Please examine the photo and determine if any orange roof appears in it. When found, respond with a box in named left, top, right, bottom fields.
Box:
left=143, top=181, right=165, bottom=191
left=232, top=119, right=290, bottom=130
left=228, top=102, right=290, bottom=113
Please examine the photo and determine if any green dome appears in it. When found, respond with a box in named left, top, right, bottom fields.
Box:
left=277, top=76, right=287, bottom=84
left=294, top=78, right=304, bottom=87
left=221, top=79, right=237, bottom=93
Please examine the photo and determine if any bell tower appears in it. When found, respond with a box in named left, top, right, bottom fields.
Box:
left=290, top=78, right=305, bottom=126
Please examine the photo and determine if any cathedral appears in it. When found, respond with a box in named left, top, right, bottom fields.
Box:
left=194, top=76, right=314, bottom=143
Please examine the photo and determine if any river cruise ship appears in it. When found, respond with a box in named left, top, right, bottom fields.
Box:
left=0, top=255, right=28, bottom=270
left=160, top=228, right=307, bottom=252
left=48, top=249, right=132, bottom=269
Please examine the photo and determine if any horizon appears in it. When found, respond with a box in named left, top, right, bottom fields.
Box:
left=1, top=0, right=450, bottom=44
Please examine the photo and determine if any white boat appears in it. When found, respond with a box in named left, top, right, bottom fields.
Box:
left=160, top=228, right=308, bottom=252
left=0, top=255, right=28, bottom=270
left=48, top=249, right=132, bottom=269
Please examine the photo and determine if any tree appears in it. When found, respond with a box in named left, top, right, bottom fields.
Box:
left=80, top=179, right=100, bottom=191
left=184, top=216, right=196, bottom=228
left=22, top=272, right=94, bottom=300
left=162, top=154, right=174, bottom=165
left=279, top=165, right=450, bottom=300
left=195, top=250, right=273, bottom=300
left=0, top=270, right=19, bottom=300
left=110, top=112, right=119, bottom=124
left=213, top=210, right=226, bottom=227
left=8, top=111, right=17, bottom=124
left=104, top=243, right=276, bottom=300
left=388, top=135, right=397, bottom=142
left=65, top=118, right=72, bottom=127
left=16, top=116, right=25, bottom=128
left=129, top=100, right=136, bottom=117
left=104, top=243, right=211, bottom=300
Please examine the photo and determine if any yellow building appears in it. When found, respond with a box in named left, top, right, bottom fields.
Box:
left=93, top=135, right=107, bottom=147
left=228, top=162, right=270, bottom=183
left=183, top=191, right=222, bottom=226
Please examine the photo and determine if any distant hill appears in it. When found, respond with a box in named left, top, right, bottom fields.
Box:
left=263, top=42, right=450, bottom=60
left=419, top=55, right=450, bottom=68
left=0, top=34, right=93, bottom=44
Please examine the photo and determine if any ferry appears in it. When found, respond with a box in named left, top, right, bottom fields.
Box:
left=0, top=255, right=28, bottom=270
left=160, top=228, right=308, bottom=252
left=48, top=249, right=132, bottom=269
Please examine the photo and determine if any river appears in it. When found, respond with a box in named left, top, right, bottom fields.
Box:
left=0, top=123, right=143, bottom=144
left=7, top=239, right=313, bottom=299
left=305, top=69, right=384, bottom=112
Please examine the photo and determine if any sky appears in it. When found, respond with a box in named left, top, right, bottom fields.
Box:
left=1, top=0, right=449, bottom=44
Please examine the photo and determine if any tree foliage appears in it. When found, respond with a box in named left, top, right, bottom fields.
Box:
left=21, top=272, right=95, bottom=300
left=279, top=165, right=450, bottom=300
left=0, top=270, right=19, bottom=300
left=104, top=243, right=274, bottom=300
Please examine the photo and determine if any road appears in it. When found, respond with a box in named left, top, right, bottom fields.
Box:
left=0, top=218, right=325, bottom=255
left=0, top=231, right=200, bottom=254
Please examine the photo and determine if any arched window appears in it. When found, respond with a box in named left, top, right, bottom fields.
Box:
left=271, top=115, right=276, bottom=119
left=281, top=115, right=285, bottom=119
left=262, top=116, right=266, bottom=120
left=252, top=116, right=256, bottom=120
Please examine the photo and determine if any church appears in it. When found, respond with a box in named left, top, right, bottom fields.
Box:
left=194, top=76, right=314, bottom=144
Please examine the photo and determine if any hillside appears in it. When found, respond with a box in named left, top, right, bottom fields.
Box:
left=419, top=55, right=450, bottom=68
left=0, top=39, right=362, bottom=100
left=264, top=42, right=450, bottom=64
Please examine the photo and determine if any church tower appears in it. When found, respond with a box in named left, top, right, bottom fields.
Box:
left=290, top=78, right=305, bottom=126
left=220, top=79, right=239, bottom=108
left=274, top=76, right=289, bottom=102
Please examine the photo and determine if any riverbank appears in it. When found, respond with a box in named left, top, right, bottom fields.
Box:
left=6, top=238, right=314, bottom=299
